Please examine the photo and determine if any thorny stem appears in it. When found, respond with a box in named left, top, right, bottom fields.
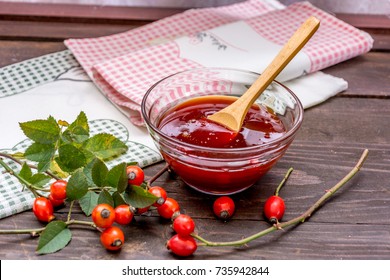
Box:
left=275, top=167, right=293, bottom=196
left=0, top=219, right=97, bottom=235
left=0, top=156, right=41, bottom=198
left=192, top=149, right=369, bottom=247
left=0, top=152, right=60, bottom=180
left=147, top=162, right=169, bottom=187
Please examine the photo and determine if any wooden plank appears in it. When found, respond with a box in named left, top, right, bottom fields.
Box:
left=0, top=1, right=185, bottom=22
left=0, top=212, right=388, bottom=259
left=0, top=41, right=66, bottom=67
left=0, top=20, right=141, bottom=41
left=324, top=52, right=390, bottom=97
left=336, top=13, right=390, bottom=29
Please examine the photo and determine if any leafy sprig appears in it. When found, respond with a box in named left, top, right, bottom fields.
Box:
left=0, top=112, right=160, bottom=254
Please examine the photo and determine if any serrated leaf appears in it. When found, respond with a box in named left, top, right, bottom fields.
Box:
left=97, top=190, right=114, bottom=207
left=83, top=159, right=97, bottom=188
left=66, top=169, right=89, bottom=201
left=24, top=143, right=55, bottom=162
left=91, top=158, right=108, bottom=188
left=24, top=143, right=55, bottom=172
left=37, top=160, right=51, bottom=173
left=19, top=116, right=60, bottom=144
left=112, top=191, right=126, bottom=207
left=49, top=160, right=69, bottom=179
left=56, top=144, right=87, bottom=172
left=18, top=163, right=32, bottom=181
left=61, top=112, right=89, bottom=144
left=30, top=173, right=51, bottom=188
left=36, top=221, right=71, bottom=255
left=123, top=185, right=157, bottom=208
left=68, top=111, right=89, bottom=133
left=106, top=162, right=128, bottom=192
left=84, top=133, right=128, bottom=160
left=79, top=191, right=99, bottom=216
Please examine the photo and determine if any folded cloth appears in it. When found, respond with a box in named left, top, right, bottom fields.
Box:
left=66, top=1, right=372, bottom=125
left=65, top=0, right=284, bottom=77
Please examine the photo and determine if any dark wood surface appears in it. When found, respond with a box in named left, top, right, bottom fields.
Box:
left=0, top=2, right=389, bottom=260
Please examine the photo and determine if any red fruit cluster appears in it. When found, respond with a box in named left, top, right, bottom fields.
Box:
left=91, top=203, right=134, bottom=251
left=32, top=179, right=68, bottom=222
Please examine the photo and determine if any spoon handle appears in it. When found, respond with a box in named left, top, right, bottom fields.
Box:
left=208, top=16, right=320, bottom=132
left=240, top=16, right=320, bottom=108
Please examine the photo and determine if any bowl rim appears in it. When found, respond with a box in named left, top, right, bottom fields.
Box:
left=141, top=67, right=304, bottom=153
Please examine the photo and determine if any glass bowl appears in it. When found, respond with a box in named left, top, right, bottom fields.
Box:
left=141, top=68, right=303, bottom=195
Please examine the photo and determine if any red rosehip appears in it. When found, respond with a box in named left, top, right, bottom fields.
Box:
left=157, top=197, right=180, bottom=219
left=263, top=195, right=285, bottom=223
left=126, top=165, right=144, bottom=186
left=213, top=196, right=235, bottom=220
left=48, top=194, right=65, bottom=207
left=92, top=203, right=115, bottom=228
left=33, top=197, right=55, bottom=222
left=166, top=234, right=197, bottom=257
left=114, top=205, right=134, bottom=225
left=50, top=179, right=67, bottom=200
left=100, top=226, right=125, bottom=251
left=172, top=214, right=195, bottom=236
left=148, top=186, right=167, bottom=206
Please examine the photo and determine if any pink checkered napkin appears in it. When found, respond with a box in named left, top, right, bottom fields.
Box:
left=91, top=1, right=373, bottom=125
left=64, top=0, right=283, bottom=76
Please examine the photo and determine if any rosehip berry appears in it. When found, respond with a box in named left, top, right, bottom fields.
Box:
left=126, top=165, right=144, bottom=186
left=100, top=226, right=125, bottom=251
left=157, top=197, right=180, bottom=219
left=114, top=205, right=134, bottom=225
left=263, top=196, right=285, bottom=224
left=213, top=196, right=235, bottom=220
left=136, top=206, right=150, bottom=215
left=48, top=194, right=65, bottom=207
left=167, top=234, right=197, bottom=257
left=172, top=214, right=195, bottom=236
left=148, top=186, right=167, bottom=206
left=50, top=179, right=67, bottom=200
left=33, top=197, right=55, bottom=222
left=92, top=203, right=115, bottom=228
left=263, top=167, right=293, bottom=224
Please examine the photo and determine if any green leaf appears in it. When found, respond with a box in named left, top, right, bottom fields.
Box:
left=112, top=191, right=126, bottom=207
left=79, top=191, right=99, bottom=216
left=66, top=169, right=89, bottom=201
left=30, top=173, right=51, bottom=188
left=36, top=221, right=71, bottom=255
left=69, top=111, right=89, bottom=133
left=97, top=190, right=114, bottom=207
left=91, top=158, right=108, bottom=188
left=62, top=127, right=89, bottom=144
left=106, top=162, right=128, bottom=192
left=24, top=143, right=55, bottom=172
left=84, top=133, right=128, bottom=160
left=123, top=185, right=157, bottom=208
left=61, top=112, right=89, bottom=144
left=19, top=116, right=60, bottom=144
left=18, top=163, right=32, bottom=181
left=56, top=144, right=87, bottom=172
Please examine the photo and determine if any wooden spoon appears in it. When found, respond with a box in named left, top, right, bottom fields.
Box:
left=207, top=16, right=320, bottom=132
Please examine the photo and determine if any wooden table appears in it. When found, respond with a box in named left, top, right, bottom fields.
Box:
left=0, top=2, right=389, bottom=260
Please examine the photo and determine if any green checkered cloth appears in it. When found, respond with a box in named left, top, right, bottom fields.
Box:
left=0, top=50, right=79, bottom=98
left=0, top=119, right=162, bottom=219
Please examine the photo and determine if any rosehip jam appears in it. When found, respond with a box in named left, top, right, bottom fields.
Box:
left=158, top=96, right=286, bottom=148
left=156, top=95, right=288, bottom=194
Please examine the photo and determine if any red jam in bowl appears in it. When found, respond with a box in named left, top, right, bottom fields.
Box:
left=156, top=95, right=288, bottom=195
